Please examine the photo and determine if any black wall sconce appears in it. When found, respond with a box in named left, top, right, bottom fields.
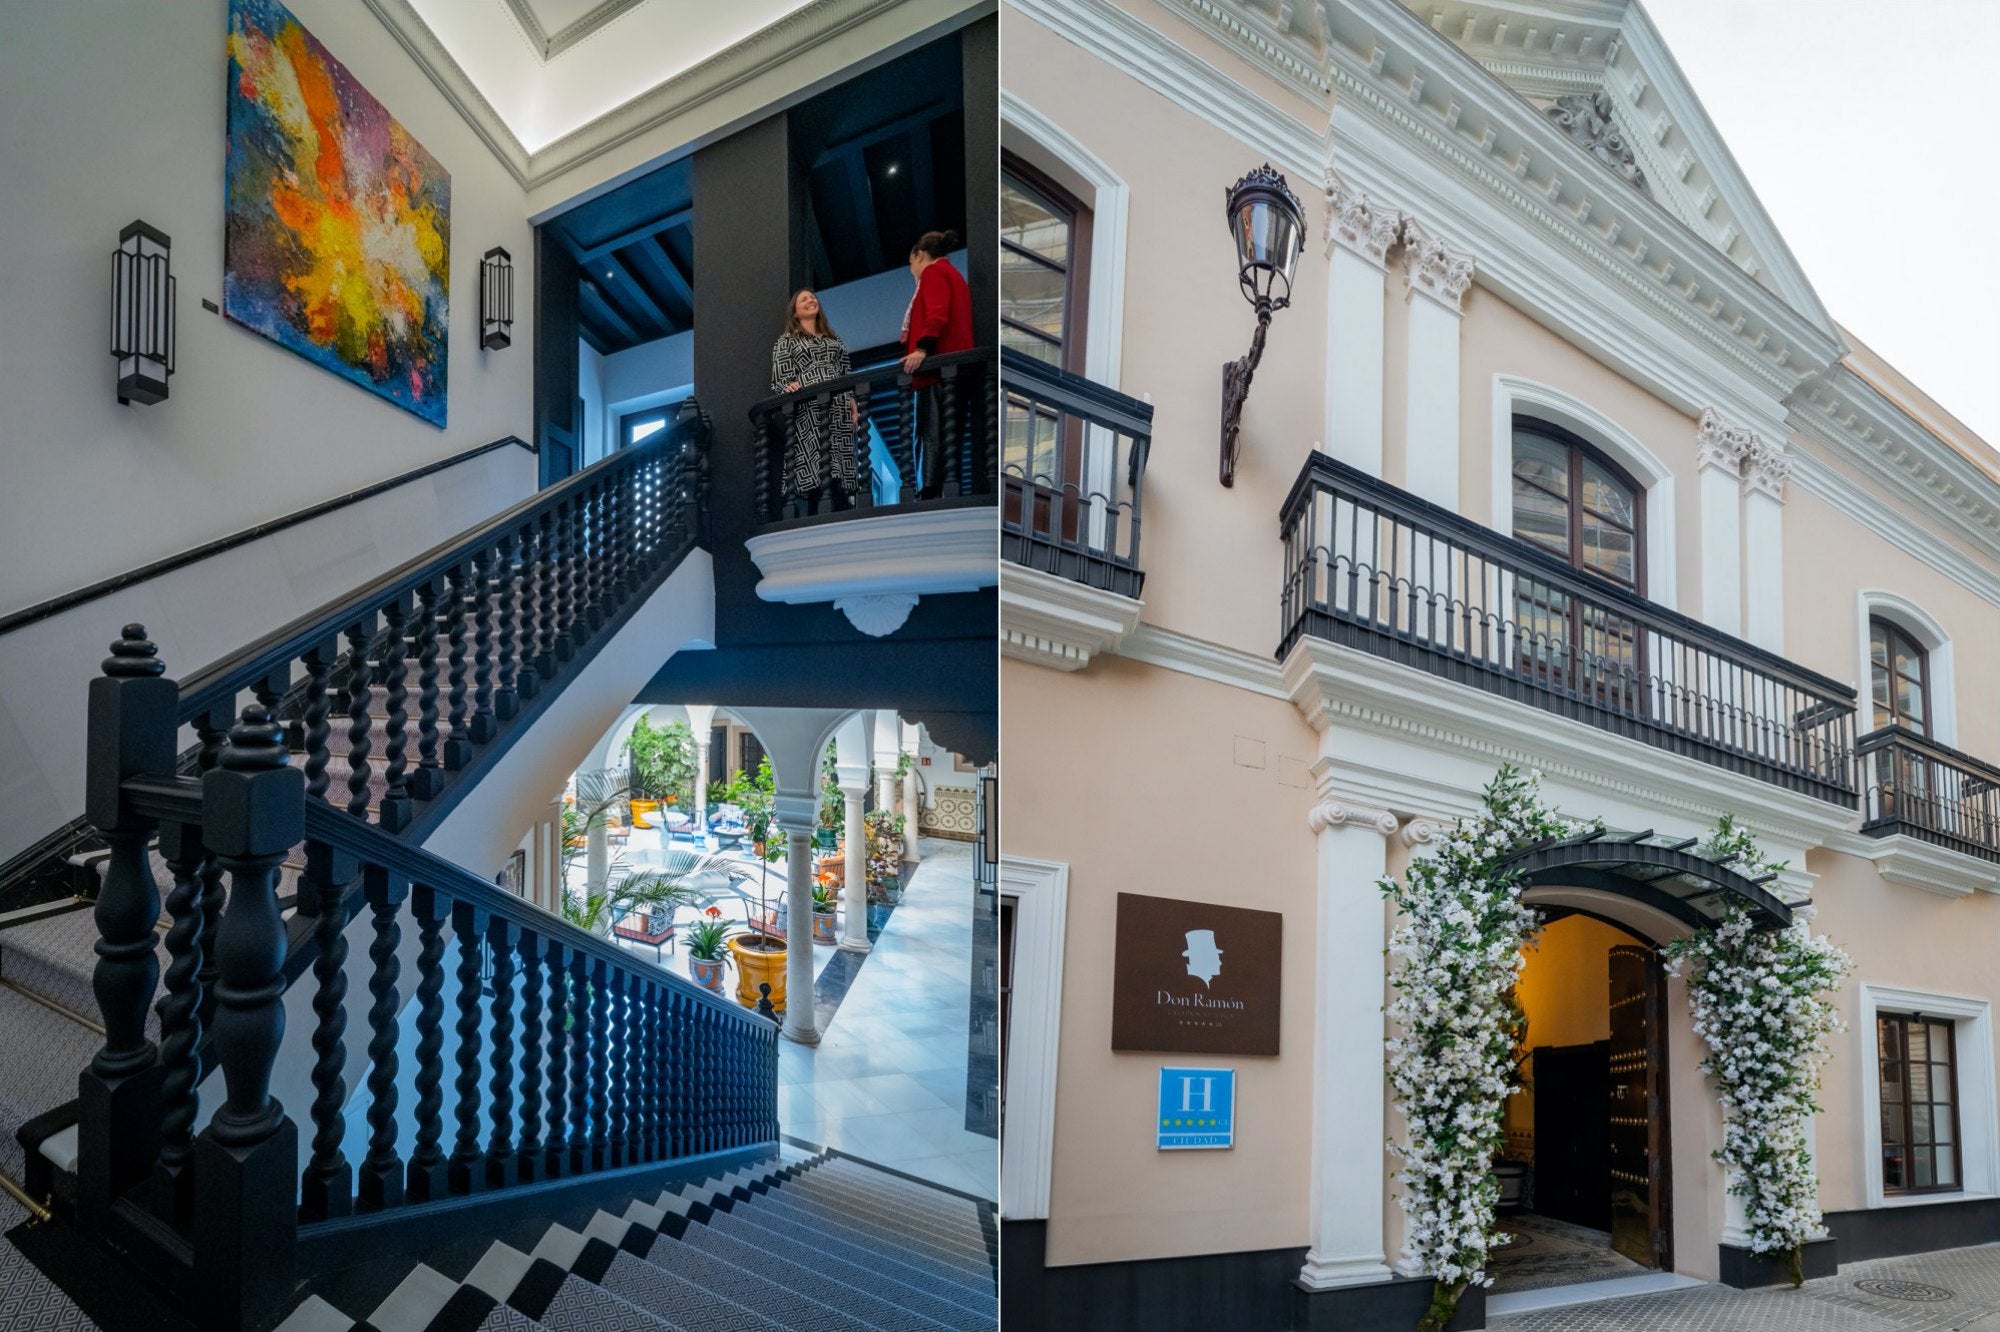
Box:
left=480, top=246, right=513, bottom=350
left=1218, top=165, right=1304, bottom=487
left=111, top=220, right=175, bottom=405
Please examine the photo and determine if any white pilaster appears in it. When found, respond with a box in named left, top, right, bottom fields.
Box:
left=1741, top=439, right=1790, bottom=653
left=1696, top=409, right=1752, bottom=638
left=840, top=781, right=870, bottom=952
left=585, top=819, right=608, bottom=901
left=777, top=808, right=820, bottom=1046
left=1399, top=219, right=1474, bottom=510
left=1324, top=173, right=1396, bottom=475
left=900, top=720, right=924, bottom=864
left=687, top=703, right=716, bottom=844
left=1297, top=792, right=1401, bottom=1292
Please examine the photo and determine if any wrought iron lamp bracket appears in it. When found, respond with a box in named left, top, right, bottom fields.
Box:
left=1219, top=297, right=1274, bottom=488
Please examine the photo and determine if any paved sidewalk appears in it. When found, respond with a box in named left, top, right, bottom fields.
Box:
left=776, top=838, right=997, bottom=1200
left=1491, top=1243, right=2000, bottom=1331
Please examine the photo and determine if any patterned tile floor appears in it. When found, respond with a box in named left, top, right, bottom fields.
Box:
left=1490, top=1243, right=2000, bottom=1331
left=777, top=839, right=997, bottom=1200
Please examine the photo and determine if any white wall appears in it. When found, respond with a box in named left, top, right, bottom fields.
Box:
left=578, top=338, right=609, bottom=466
left=0, top=0, right=535, bottom=615
left=600, top=331, right=696, bottom=438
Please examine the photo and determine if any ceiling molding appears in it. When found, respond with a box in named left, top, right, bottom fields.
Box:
left=364, top=0, right=937, bottom=192
left=502, top=0, right=650, bottom=62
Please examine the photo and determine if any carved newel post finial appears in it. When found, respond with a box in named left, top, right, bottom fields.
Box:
left=103, top=622, right=165, bottom=677
left=757, top=982, right=780, bottom=1024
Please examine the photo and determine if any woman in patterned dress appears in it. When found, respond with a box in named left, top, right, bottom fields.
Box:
left=770, top=289, right=860, bottom=507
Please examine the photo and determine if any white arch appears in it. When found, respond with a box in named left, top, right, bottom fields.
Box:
left=1490, top=374, right=1678, bottom=611
left=1856, top=589, right=1956, bottom=746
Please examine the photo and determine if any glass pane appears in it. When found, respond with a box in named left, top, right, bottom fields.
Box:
left=1870, top=624, right=1889, bottom=668
left=1913, top=1104, right=1933, bottom=1145
left=1907, top=1022, right=1931, bottom=1063
left=1581, top=518, right=1637, bottom=587
left=1001, top=248, right=1067, bottom=338
left=1512, top=478, right=1569, bottom=555
left=1896, top=674, right=1926, bottom=729
left=1001, top=178, right=1068, bottom=265
left=1934, top=1067, right=1952, bottom=1106
left=1512, top=433, right=1570, bottom=500
left=1881, top=1100, right=1904, bottom=1146
left=1893, top=640, right=1922, bottom=682
left=1909, top=1062, right=1931, bottom=1101
left=1002, top=321, right=1059, bottom=364
left=1871, top=665, right=1893, bottom=713
left=1914, top=1146, right=1935, bottom=1188
left=1884, top=1147, right=1906, bottom=1191
left=1936, top=1148, right=1957, bottom=1186
left=1581, top=458, right=1636, bottom=528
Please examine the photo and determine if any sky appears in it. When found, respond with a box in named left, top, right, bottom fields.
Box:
left=1639, top=0, right=2000, bottom=446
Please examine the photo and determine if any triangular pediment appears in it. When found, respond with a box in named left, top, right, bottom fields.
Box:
left=1403, top=0, right=1835, bottom=335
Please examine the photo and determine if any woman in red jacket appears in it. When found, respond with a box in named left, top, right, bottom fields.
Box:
left=899, top=229, right=974, bottom=499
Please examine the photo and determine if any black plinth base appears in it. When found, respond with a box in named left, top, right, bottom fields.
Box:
left=1718, top=1237, right=1838, bottom=1288
left=1296, top=1273, right=1486, bottom=1332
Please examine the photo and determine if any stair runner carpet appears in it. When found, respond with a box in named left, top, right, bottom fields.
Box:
left=275, top=1151, right=997, bottom=1332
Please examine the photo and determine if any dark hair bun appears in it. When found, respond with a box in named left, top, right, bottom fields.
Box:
left=910, top=229, right=960, bottom=258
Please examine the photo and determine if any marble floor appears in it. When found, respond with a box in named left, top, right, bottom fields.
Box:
left=777, top=838, right=998, bottom=1201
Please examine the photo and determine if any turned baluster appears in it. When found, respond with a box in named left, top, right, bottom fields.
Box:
left=377, top=596, right=413, bottom=831
left=447, top=900, right=488, bottom=1193
left=80, top=625, right=175, bottom=1216
left=941, top=362, right=964, bottom=498
left=635, top=982, right=655, bottom=1163
left=191, top=702, right=233, bottom=1031
left=405, top=885, right=451, bottom=1201
left=693, top=422, right=713, bottom=549
left=567, top=950, right=591, bottom=1173
left=516, top=932, right=545, bottom=1183
left=587, top=955, right=611, bottom=1170
left=856, top=394, right=877, bottom=512
left=357, top=869, right=408, bottom=1210
left=579, top=484, right=602, bottom=631
left=341, top=617, right=376, bottom=820
left=555, top=497, right=580, bottom=663
left=607, top=968, right=629, bottom=1168
left=442, top=563, right=472, bottom=769
left=900, top=373, right=920, bottom=500
left=514, top=525, right=542, bottom=703
left=299, top=640, right=336, bottom=806
left=191, top=704, right=304, bottom=1332
left=493, top=534, right=520, bottom=722
left=534, top=510, right=560, bottom=679
left=410, top=578, right=445, bottom=799
left=485, top=917, right=521, bottom=1188
left=543, top=939, right=570, bottom=1180
left=752, top=409, right=772, bottom=523
left=468, top=547, right=496, bottom=744
left=654, top=985, right=673, bottom=1160
left=980, top=357, right=999, bottom=495
left=153, top=817, right=206, bottom=1213
left=299, top=837, right=354, bottom=1220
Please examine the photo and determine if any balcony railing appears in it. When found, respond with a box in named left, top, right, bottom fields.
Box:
left=1000, top=349, right=1151, bottom=599
left=1280, top=453, right=1859, bottom=805
left=1858, top=725, right=2000, bottom=861
left=748, top=348, right=995, bottom=527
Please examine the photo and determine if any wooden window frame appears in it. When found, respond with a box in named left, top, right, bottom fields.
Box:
left=1870, top=616, right=1932, bottom=737
left=1001, top=152, right=1091, bottom=376
left=1511, top=418, right=1647, bottom=598
left=1878, top=1012, right=1964, bottom=1196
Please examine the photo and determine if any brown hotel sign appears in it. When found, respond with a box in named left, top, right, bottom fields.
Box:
left=1111, top=892, right=1281, bottom=1055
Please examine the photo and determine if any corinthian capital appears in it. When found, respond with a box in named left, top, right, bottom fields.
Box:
left=1308, top=796, right=1399, bottom=837
left=1741, top=436, right=1792, bottom=502
left=1399, top=218, right=1476, bottom=312
left=1324, top=169, right=1400, bottom=267
left=1695, top=407, right=1757, bottom=478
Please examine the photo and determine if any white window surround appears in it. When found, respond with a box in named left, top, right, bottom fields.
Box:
left=1488, top=375, right=1677, bottom=611
left=999, top=854, right=1070, bottom=1222
left=1855, top=591, right=1956, bottom=748
left=1856, top=984, right=1998, bottom=1209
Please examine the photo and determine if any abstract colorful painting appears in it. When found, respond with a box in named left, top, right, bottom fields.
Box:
left=224, top=0, right=450, bottom=426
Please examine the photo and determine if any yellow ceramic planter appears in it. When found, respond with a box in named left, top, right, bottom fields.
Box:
left=728, top=934, right=786, bottom=1011
left=629, top=798, right=660, bottom=829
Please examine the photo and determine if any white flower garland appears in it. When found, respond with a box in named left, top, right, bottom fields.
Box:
left=1383, top=766, right=1571, bottom=1323
left=1662, top=816, right=1852, bottom=1283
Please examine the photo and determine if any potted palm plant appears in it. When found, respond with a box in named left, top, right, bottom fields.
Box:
left=686, top=910, right=731, bottom=990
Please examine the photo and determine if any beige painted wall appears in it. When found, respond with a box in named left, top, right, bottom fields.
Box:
left=1004, top=653, right=1322, bottom=1266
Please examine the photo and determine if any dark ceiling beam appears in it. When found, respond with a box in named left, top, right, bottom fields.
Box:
left=598, top=251, right=671, bottom=340
left=838, top=148, right=885, bottom=275
left=647, top=234, right=695, bottom=324
left=620, top=240, right=690, bottom=332
left=579, top=279, right=640, bottom=348
left=810, top=101, right=950, bottom=169
left=574, top=207, right=694, bottom=265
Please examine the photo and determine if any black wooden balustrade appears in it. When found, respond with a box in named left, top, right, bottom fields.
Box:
left=1857, top=725, right=2000, bottom=861
left=1279, top=452, right=1859, bottom=805
left=749, top=347, right=996, bottom=525
left=999, top=347, right=1152, bottom=599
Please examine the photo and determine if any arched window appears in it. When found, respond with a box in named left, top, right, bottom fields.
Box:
left=1510, top=419, right=1645, bottom=692
left=1870, top=616, right=1930, bottom=736
left=1001, top=155, right=1091, bottom=373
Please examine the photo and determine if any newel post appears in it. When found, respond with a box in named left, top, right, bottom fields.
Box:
left=193, top=704, right=304, bottom=1332
left=79, top=624, right=177, bottom=1222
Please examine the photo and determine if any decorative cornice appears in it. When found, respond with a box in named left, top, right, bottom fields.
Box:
left=1741, top=437, right=1792, bottom=502
left=1000, top=563, right=1145, bottom=672
left=1113, top=621, right=1289, bottom=697
left=1308, top=796, right=1400, bottom=837
left=501, top=0, right=648, bottom=62
left=1399, top=217, right=1476, bottom=311
left=832, top=593, right=919, bottom=637
left=1695, top=406, right=1755, bottom=479
left=1542, top=91, right=1648, bottom=198
left=1324, top=169, right=1399, bottom=265
left=1162, top=0, right=1332, bottom=98
left=1842, top=831, right=1996, bottom=899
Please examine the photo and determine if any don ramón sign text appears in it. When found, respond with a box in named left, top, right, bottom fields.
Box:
left=1111, top=892, right=1280, bottom=1055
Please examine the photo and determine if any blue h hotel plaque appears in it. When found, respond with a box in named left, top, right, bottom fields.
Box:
left=1157, top=1067, right=1235, bottom=1150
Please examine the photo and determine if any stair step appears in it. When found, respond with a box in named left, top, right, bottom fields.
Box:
left=798, top=1161, right=988, bottom=1235
left=0, top=982, right=103, bottom=1182
left=0, top=904, right=161, bottom=1041
left=708, top=1201, right=993, bottom=1308
left=768, top=1176, right=990, bottom=1264
left=529, top=1226, right=781, bottom=1332
left=816, top=1156, right=989, bottom=1224
left=746, top=1188, right=991, bottom=1278
left=367, top=1263, right=461, bottom=1332
left=682, top=1216, right=978, bottom=1329
left=599, top=1238, right=875, bottom=1332
left=0, top=1196, right=89, bottom=1329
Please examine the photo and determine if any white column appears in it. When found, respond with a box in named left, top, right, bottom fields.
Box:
left=777, top=805, right=820, bottom=1046
left=1297, top=792, right=1402, bottom=1291
left=1323, top=172, right=1396, bottom=475
left=1741, top=440, right=1790, bottom=653
left=687, top=703, right=716, bottom=844
left=840, top=781, right=869, bottom=952
left=586, top=820, right=608, bottom=896
left=1399, top=219, right=1474, bottom=509
left=900, top=720, right=924, bottom=864
left=1696, top=409, right=1751, bottom=638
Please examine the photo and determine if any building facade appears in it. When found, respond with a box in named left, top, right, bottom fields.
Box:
left=998, top=1, right=2000, bottom=1327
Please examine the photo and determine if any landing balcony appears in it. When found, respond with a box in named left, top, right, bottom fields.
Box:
left=1858, top=725, right=2000, bottom=864
left=1280, top=452, right=1860, bottom=806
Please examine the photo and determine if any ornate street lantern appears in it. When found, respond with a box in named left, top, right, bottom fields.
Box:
left=480, top=246, right=514, bottom=350
left=111, top=220, right=175, bottom=405
left=1219, top=165, right=1304, bottom=486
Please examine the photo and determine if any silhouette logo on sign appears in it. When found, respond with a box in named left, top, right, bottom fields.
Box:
left=1182, top=929, right=1223, bottom=986
left=1112, top=893, right=1280, bottom=1055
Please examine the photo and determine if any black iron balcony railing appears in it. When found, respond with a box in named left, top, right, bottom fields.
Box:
left=1857, top=725, right=2000, bottom=861
left=1280, top=453, right=1859, bottom=805
left=1000, top=348, right=1152, bottom=599
left=748, top=347, right=995, bottom=527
